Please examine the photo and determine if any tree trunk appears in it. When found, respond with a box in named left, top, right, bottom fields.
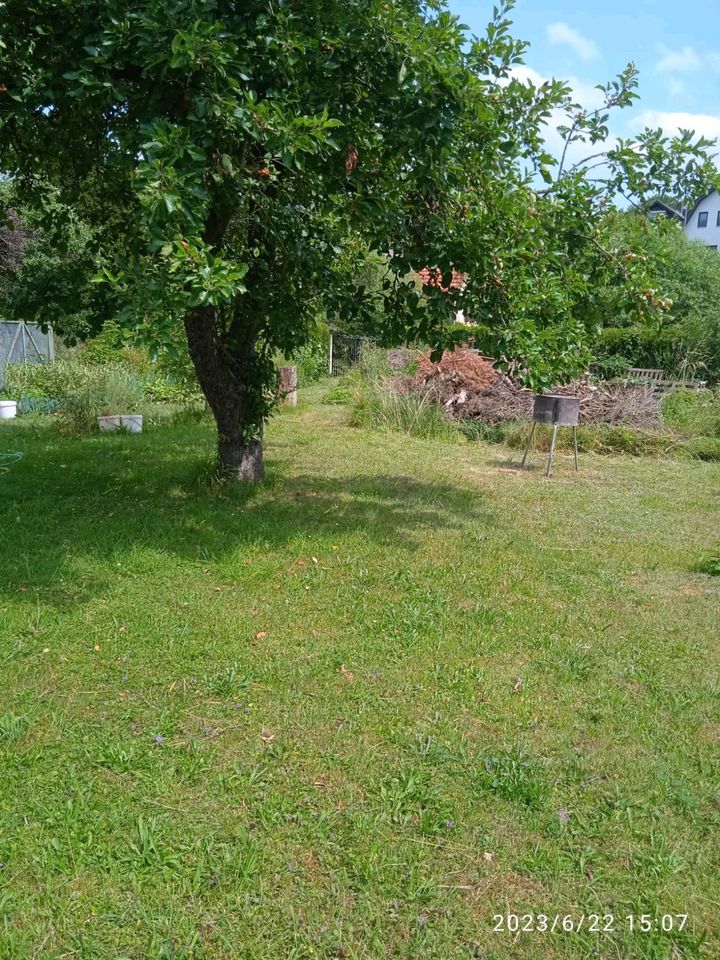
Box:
left=184, top=305, right=265, bottom=483
left=217, top=434, right=264, bottom=483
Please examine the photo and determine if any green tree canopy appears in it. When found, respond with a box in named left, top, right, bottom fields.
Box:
left=2, top=0, right=717, bottom=477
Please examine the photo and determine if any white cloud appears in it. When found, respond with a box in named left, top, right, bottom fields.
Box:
left=636, top=109, right=720, bottom=144
left=655, top=45, right=703, bottom=73
left=508, top=65, right=546, bottom=87
left=546, top=22, right=599, bottom=62
left=666, top=77, right=688, bottom=97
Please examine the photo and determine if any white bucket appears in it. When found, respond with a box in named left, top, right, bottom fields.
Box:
left=97, top=414, right=143, bottom=434
left=0, top=400, right=17, bottom=420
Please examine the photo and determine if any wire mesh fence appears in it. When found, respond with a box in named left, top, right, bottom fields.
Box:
left=0, top=322, right=54, bottom=384
left=329, top=334, right=378, bottom=377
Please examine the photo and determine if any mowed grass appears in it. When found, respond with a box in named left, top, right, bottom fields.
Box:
left=1, top=387, right=719, bottom=960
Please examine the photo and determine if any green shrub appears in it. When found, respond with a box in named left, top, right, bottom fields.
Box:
left=151, top=327, right=203, bottom=401
left=447, top=321, right=495, bottom=352
left=144, top=374, right=202, bottom=404
left=81, top=321, right=153, bottom=377
left=273, top=339, right=331, bottom=387
left=2, top=343, right=202, bottom=413
left=84, top=321, right=202, bottom=401
left=291, top=341, right=328, bottom=385
left=1, top=358, right=91, bottom=401
left=590, top=353, right=633, bottom=381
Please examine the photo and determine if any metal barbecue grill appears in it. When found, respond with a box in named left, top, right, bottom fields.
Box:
left=521, top=394, right=580, bottom=477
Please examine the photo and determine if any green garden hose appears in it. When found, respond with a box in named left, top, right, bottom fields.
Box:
left=0, top=451, right=23, bottom=473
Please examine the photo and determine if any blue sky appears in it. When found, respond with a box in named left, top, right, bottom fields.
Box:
left=448, top=0, right=720, bottom=157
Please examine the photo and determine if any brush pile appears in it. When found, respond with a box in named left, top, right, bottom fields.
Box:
left=400, top=348, right=662, bottom=428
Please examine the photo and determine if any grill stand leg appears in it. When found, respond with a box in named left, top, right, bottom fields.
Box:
left=521, top=422, right=536, bottom=468
left=546, top=423, right=559, bottom=477
left=573, top=426, right=579, bottom=472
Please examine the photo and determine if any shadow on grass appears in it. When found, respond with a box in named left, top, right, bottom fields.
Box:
left=0, top=421, right=498, bottom=609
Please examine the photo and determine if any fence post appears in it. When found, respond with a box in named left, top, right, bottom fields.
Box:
left=278, top=365, right=298, bottom=405
left=328, top=334, right=333, bottom=376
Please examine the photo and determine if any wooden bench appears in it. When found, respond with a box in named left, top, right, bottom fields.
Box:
left=627, top=368, right=664, bottom=382
left=626, top=368, right=707, bottom=393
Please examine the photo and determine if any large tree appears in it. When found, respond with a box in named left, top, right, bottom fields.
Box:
left=1, top=1, right=717, bottom=477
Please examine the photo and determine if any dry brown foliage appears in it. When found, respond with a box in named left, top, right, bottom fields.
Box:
left=400, top=348, right=662, bottom=427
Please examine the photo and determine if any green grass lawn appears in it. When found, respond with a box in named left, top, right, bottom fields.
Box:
left=1, top=387, right=719, bottom=959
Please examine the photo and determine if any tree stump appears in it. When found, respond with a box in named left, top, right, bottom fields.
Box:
left=278, top=365, right=298, bottom=406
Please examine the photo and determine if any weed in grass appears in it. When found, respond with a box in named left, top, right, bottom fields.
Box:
left=479, top=747, right=548, bottom=810
left=203, top=662, right=252, bottom=698
left=633, top=834, right=687, bottom=880
left=548, top=644, right=595, bottom=681
left=125, top=816, right=182, bottom=873
left=92, top=740, right=141, bottom=773
left=0, top=712, right=28, bottom=744
left=696, top=546, right=720, bottom=575
left=413, top=732, right=462, bottom=767
left=377, top=769, right=454, bottom=835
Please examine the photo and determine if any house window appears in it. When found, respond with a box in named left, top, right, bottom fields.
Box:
left=716, top=211, right=720, bottom=226
left=698, top=211, right=709, bottom=228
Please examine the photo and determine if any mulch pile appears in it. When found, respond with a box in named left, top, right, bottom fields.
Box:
left=401, top=348, right=661, bottom=428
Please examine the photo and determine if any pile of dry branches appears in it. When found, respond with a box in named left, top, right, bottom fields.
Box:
left=401, top=348, right=662, bottom=428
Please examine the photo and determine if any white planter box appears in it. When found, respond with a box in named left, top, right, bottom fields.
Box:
left=97, top=414, right=143, bottom=434
left=0, top=400, right=17, bottom=420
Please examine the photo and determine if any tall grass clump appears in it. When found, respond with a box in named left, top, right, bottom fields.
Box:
left=459, top=418, right=720, bottom=459
left=347, top=346, right=460, bottom=443
left=661, top=388, right=720, bottom=438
